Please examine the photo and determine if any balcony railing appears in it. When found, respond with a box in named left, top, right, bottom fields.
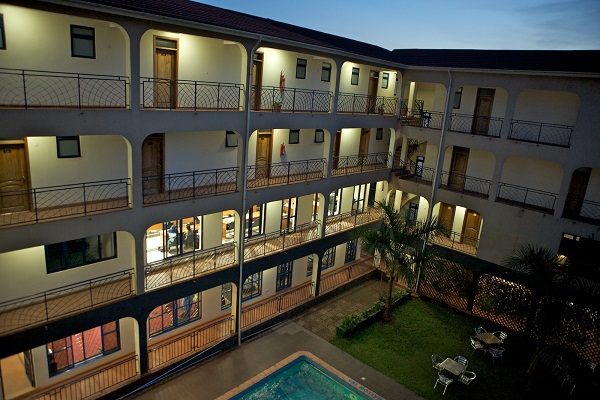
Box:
left=394, top=160, right=434, bottom=185
left=148, top=316, right=233, bottom=371
left=320, top=259, right=376, bottom=293
left=142, top=167, right=238, bottom=205
left=244, top=221, right=320, bottom=261
left=145, top=243, right=236, bottom=291
left=247, top=159, right=326, bottom=189
left=449, top=113, right=503, bottom=137
left=337, top=93, right=397, bottom=115
left=331, top=152, right=390, bottom=176
left=325, top=207, right=382, bottom=236
left=0, top=270, right=134, bottom=336
left=0, top=68, right=128, bottom=109
left=429, top=231, right=478, bottom=256
left=251, top=85, right=331, bottom=113
left=563, top=198, right=600, bottom=225
left=496, top=182, right=558, bottom=213
left=32, top=355, right=138, bottom=400
left=0, top=178, right=131, bottom=228
left=241, top=282, right=314, bottom=329
left=400, top=109, right=444, bottom=130
left=509, top=120, right=573, bottom=147
left=141, top=78, right=243, bottom=110
left=438, top=171, right=492, bottom=198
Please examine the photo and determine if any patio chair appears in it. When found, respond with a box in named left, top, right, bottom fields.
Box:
left=475, top=326, right=486, bottom=334
left=434, top=373, right=453, bottom=395
left=431, top=354, right=444, bottom=371
left=459, top=370, right=476, bottom=386
left=493, top=331, right=508, bottom=342
left=587, top=361, right=596, bottom=372
left=488, top=346, right=505, bottom=364
left=470, top=336, right=486, bottom=355
left=454, top=355, right=468, bottom=367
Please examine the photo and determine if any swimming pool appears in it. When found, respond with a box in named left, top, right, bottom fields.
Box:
left=229, top=353, right=383, bottom=400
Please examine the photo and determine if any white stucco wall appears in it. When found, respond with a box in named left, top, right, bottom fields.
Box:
left=513, top=90, right=580, bottom=125
left=501, top=156, right=563, bottom=193
left=163, top=131, right=238, bottom=174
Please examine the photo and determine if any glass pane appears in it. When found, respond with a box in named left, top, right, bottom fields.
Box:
left=156, top=38, right=177, bottom=49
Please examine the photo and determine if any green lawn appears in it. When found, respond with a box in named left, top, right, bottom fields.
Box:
left=331, top=297, right=537, bottom=399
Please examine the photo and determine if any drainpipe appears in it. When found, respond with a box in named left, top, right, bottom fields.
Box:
left=415, top=68, right=452, bottom=293
left=237, top=35, right=262, bottom=346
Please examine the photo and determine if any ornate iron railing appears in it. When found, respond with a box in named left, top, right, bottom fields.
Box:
left=563, top=198, right=600, bottom=225
left=331, top=152, right=390, bottom=176
left=241, top=282, right=314, bottom=329
left=251, top=85, right=331, bottom=113
left=0, top=68, right=128, bottom=108
left=0, top=270, right=134, bottom=336
left=32, top=355, right=138, bottom=400
left=429, top=231, right=479, bottom=256
left=0, top=178, right=130, bottom=227
left=394, top=159, right=435, bottom=185
left=145, top=243, right=236, bottom=291
left=438, top=171, right=492, bottom=198
left=400, top=109, right=444, bottom=130
left=141, top=77, right=243, bottom=110
left=337, top=93, right=397, bottom=115
left=449, top=113, right=503, bottom=137
left=148, top=316, right=233, bottom=371
left=324, top=207, right=382, bottom=236
left=142, top=167, right=238, bottom=205
left=247, top=159, right=326, bottom=189
left=243, top=221, right=320, bottom=261
left=509, top=120, right=573, bottom=147
left=496, top=182, right=558, bottom=213
left=320, top=260, right=376, bottom=293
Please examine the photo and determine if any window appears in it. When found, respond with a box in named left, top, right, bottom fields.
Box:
left=147, top=217, right=200, bottom=263
left=281, top=197, right=297, bottom=233
left=245, top=205, right=263, bottom=238
left=415, top=156, right=425, bottom=177
left=70, top=25, right=95, bottom=58
left=312, top=193, right=319, bottom=221
left=314, top=129, right=324, bottom=143
left=46, top=233, right=116, bottom=273
left=376, top=128, right=383, bottom=140
left=225, top=131, right=238, bottom=147
left=148, top=293, right=201, bottom=337
left=0, top=14, right=6, bottom=50
left=307, top=255, right=314, bottom=276
left=368, top=181, right=377, bottom=207
left=321, top=62, right=331, bottom=82
left=221, top=283, right=232, bottom=310
left=408, top=202, right=419, bottom=221
left=47, top=321, right=120, bottom=376
left=56, top=136, right=81, bottom=158
left=381, top=72, right=389, bottom=89
left=276, top=261, right=293, bottom=291
left=322, top=247, right=336, bottom=270
left=352, top=184, right=367, bottom=214
left=242, top=272, right=262, bottom=301
left=453, top=87, right=463, bottom=109
left=289, top=129, right=300, bottom=144
left=345, top=239, right=358, bottom=263
left=351, top=67, right=360, bottom=85
left=328, top=189, right=341, bottom=216
left=296, top=58, right=307, bottom=79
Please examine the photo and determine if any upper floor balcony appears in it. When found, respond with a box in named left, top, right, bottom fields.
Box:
left=438, top=171, right=492, bottom=199
left=336, top=94, right=397, bottom=115
left=496, top=182, right=558, bottom=214
left=508, top=120, right=574, bottom=148
left=449, top=113, right=503, bottom=137
left=332, top=152, right=390, bottom=177
left=251, top=85, right=331, bottom=113
left=400, top=109, right=444, bottom=130
left=247, top=159, right=326, bottom=189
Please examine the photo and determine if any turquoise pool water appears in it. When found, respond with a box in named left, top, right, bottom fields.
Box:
left=230, top=356, right=373, bottom=400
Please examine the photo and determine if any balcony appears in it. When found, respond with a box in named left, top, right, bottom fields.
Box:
left=251, top=85, right=331, bottom=113
left=438, top=171, right=492, bottom=199
left=142, top=167, right=238, bottom=205
left=496, top=182, right=558, bottom=214
left=430, top=231, right=478, bottom=256
left=563, top=198, right=600, bottom=226
left=394, top=160, right=434, bottom=185
left=0, top=68, right=128, bottom=109
left=0, top=178, right=131, bottom=228
left=337, top=94, right=397, bottom=115
left=141, top=78, right=243, bottom=111
left=247, top=159, right=326, bottom=189
left=400, top=109, right=444, bottom=130
left=244, top=221, right=320, bottom=261
left=509, top=120, right=573, bottom=147
left=324, top=207, right=382, bottom=236
left=331, top=152, right=390, bottom=177
left=320, top=258, right=376, bottom=293
left=449, top=113, right=502, bottom=137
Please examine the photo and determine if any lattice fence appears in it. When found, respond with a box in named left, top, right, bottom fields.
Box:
left=420, top=261, right=472, bottom=310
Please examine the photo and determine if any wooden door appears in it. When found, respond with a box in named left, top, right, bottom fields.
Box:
left=564, top=167, right=591, bottom=217
left=472, top=88, right=495, bottom=134
left=367, top=71, right=378, bottom=112
left=462, top=210, right=481, bottom=244
left=438, top=203, right=455, bottom=235
left=154, top=37, right=178, bottom=108
left=0, top=142, right=30, bottom=213
left=449, top=146, right=469, bottom=190
left=251, top=52, right=263, bottom=110
left=256, top=132, right=272, bottom=180
left=359, top=129, right=370, bottom=165
left=332, top=130, right=341, bottom=169
left=142, top=134, right=164, bottom=194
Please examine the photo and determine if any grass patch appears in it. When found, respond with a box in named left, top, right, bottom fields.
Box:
left=331, top=297, right=536, bottom=399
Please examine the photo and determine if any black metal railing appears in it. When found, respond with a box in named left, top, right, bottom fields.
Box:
left=0, top=270, right=134, bottom=335
left=509, top=120, right=574, bottom=147
left=331, top=152, right=390, bottom=176
left=247, top=159, right=326, bottom=189
left=243, top=221, right=320, bottom=261
left=142, top=167, right=238, bottom=205
left=0, top=68, right=128, bottom=108
left=429, top=231, right=479, bottom=256
left=438, top=171, right=492, bottom=198
left=337, top=93, right=398, bottom=115
left=251, top=85, right=331, bottom=113
left=145, top=243, right=236, bottom=291
left=496, top=182, right=558, bottom=213
left=320, top=259, right=376, bottom=293
left=394, top=160, right=435, bottom=185
left=401, top=109, right=444, bottom=130
left=449, top=113, right=503, bottom=137
left=563, top=198, right=600, bottom=225
left=141, top=77, right=243, bottom=110
left=324, top=207, right=382, bottom=236
left=0, top=178, right=131, bottom=227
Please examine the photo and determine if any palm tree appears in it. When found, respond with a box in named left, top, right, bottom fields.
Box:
left=361, top=200, right=445, bottom=321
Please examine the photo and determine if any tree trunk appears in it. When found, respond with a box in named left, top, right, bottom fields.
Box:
left=383, top=271, right=395, bottom=321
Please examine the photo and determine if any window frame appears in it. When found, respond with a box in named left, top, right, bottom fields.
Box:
left=351, top=67, right=360, bottom=85
left=408, top=202, right=419, bottom=221
left=345, top=239, right=358, bottom=263
left=306, top=255, right=314, bottom=276
left=221, top=283, right=232, bottom=310
left=314, top=129, right=324, bottom=143
left=276, top=261, right=294, bottom=291
left=289, top=129, right=300, bottom=144
left=296, top=58, right=307, bottom=79
left=225, top=131, right=238, bottom=147
left=242, top=272, right=262, bottom=301
left=281, top=197, right=297, bottom=233
left=56, top=136, right=81, bottom=158
left=453, top=87, right=463, bottom=109
left=381, top=72, right=389, bottom=89
left=376, top=128, right=383, bottom=140
left=45, top=233, right=117, bottom=273
left=322, top=247, right=336, bottom=270
left=321, top=62, right=331, bottom=82
left=148, top=293, right=202, bottom=337
left=70, top=24, right=96, bottom=59
left=0, top=14, right=6, bottom=50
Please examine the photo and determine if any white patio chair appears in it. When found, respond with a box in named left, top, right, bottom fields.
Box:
left=434, top=373, right=453, bottom=395
left=475, top=326, right=486, bottom=334
left=431, top=354, right=444, bottom=371
left=470, top=336, right=486, bottom=355
left=459, top=370, right=476, bottom=386
left=454, top=355, right=468, bottom=367
left=488, top=346, right=505, bottom=364
left=493, top=330, right=508, bottom=342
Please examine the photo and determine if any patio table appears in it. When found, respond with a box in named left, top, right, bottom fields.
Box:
left=477, top=332, right=502, bottom=345
left=439, top=358, right=467, bottom=376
